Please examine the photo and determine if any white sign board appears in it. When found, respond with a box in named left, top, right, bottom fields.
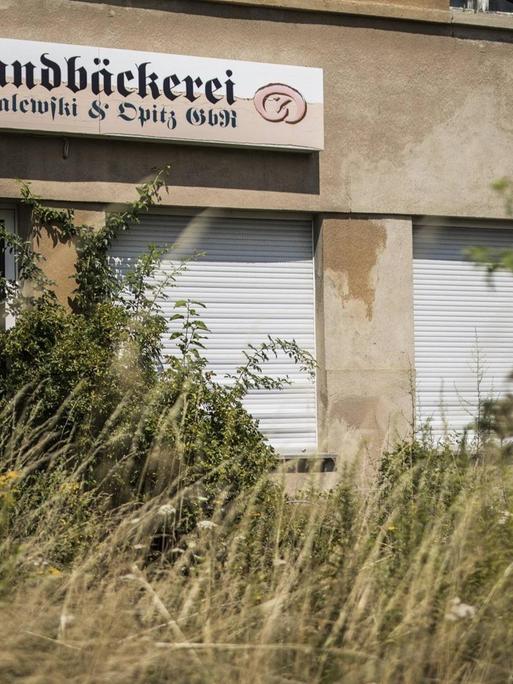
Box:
left=0, top=38, right=324, bottom=151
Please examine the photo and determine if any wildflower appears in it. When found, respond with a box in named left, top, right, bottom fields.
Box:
left=197, top=520, right=217, bottom=530
left=158, top=504, right=176, bottom=517
left=498, top=510, right=512, bottom=525
left=59, top=481, right=80, bottom=494
left=59, top=613, right=75, bottom=629
left=32, top=558, right=49, bottom=569
left=0, top=470, right=20, bottom=487
left=48, top=566, right=62, bottom=577
left=445, top=597, right=476, bottom=621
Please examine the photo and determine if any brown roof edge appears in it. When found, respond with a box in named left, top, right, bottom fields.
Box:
left=199, top=0, right=450, bottom=24
left=200, top=0, right=513, bottom=31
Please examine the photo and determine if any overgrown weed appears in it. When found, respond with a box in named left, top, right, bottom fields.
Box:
left=1, top=423, right=513, bottom=683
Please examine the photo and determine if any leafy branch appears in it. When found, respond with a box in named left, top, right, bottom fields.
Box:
left=2, top=166, right=171, bottom=316
left=467, top=178, right=513, bottom=279
left=72, top=166, right=170, bottom=312
left=226, top=335, right=316, bottom=398
left=0, top=222, right=53, bottom=314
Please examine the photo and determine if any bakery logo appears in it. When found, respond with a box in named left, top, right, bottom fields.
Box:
left=253, top=83, right=307, bottom=124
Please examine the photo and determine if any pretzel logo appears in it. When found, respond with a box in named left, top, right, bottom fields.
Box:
left=253, top=83, right=307, bottom=124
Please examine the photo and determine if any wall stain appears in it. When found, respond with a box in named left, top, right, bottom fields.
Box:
left=324, top=219, right=387, bottom=320
left=329, top=396, right=381, bottom=431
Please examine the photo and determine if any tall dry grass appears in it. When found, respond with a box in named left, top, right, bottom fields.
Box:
left=1, top=397, right=513, bottom=684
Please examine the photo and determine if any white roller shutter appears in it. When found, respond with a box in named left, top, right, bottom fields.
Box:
left=110, top=214, right=317, bottom=455
left=413, top=222, right=513, bottom=436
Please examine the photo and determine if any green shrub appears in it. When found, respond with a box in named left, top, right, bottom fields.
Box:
left=0, top=170, right=315, bottom=513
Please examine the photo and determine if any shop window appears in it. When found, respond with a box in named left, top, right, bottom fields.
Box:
left=0, top=209, right=16, bottom=330
left=451, top=0, right=513, bottom=11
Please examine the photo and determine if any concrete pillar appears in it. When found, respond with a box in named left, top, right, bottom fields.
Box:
left=315, top=216, right=415, bottom=468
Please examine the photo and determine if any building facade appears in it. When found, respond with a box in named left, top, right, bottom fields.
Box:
left=2, top=0, right=513, bottom=472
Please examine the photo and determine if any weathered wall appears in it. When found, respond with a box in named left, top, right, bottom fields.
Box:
left=0, top=0, right=511, bottom=218
left=316, top=216, right=415, bottom=463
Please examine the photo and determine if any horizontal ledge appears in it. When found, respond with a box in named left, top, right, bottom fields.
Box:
left=200, top=0, right=450, bottom=23
left=200, top=0, right=513, bottom=31
left=451, top=9, right=513, bottom=30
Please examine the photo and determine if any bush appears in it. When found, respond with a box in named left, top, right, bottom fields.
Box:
left=0, top=170, right=315, bottom=512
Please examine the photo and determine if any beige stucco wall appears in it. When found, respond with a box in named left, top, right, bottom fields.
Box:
left=0, top=0, right=511, bottom=219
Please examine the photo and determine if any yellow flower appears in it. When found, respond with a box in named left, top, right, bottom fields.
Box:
left=0, top=470, right=20, bottom=488
left=48, top=566, right=62, bottom=577
left=59, top=481, right=80, bottom=494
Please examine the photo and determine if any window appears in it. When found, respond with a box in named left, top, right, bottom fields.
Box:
left=451, top=1, right=513, bottom=12
left=1, top=209, right=16, bottom=330
left=413, top=222, right=513, bottom=436
left=109, top=214, right=318, bottom=456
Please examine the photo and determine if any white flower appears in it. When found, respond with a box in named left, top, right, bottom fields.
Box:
left=197, top=496, right=208, bottom=503
left=498, top=510, right=512, bottom=526
left=158, top=504, right=176, bottom=517
left=445, top=597, right=476, bottom=622
left=59, top=613, right=75, bottom=630
left=273, top=558, right=287, bottom=567
left=197, top=520, right=217, bottom=530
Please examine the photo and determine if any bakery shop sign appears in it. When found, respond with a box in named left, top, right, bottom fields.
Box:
left=0, top=38, right=324, bottom=151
